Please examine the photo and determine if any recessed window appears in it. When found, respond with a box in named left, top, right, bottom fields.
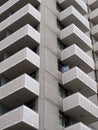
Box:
left=58, top=60, right=70, bottom=73
left=25, top=99, right=36, bottom=111
left=56, top=2, right=63, bottom=12
left=57, top=20, right=65, bottom=30
left=6, top=30, right=12, bottom=37
left=0, top=76, right=10, bottom=87
left=3, top=51, right=10, bottom=60
left=8, top=10, right=14, bottom=17
left=59, top=111, right=70, bottom=127
left=57, top=39, right=67, bottom=50
left=29, top=71, right=37, bottom=80
left=59, top=84, right=69, bottom=98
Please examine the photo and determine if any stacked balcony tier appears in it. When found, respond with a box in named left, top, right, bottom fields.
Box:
left=88, top=0, right=98, bottom=10
left=58, top=0, right=87, bottom=15
left=60, top=24, right=92, bottom=51
left=89, top=8, right=98, bottom=24
left=92, top=25, right=98, bottom=40
left=61, top=44, right=94, bottom=73
left=0, top=105, right=39, bottom=130
left=0, top=3, right=41, bottom=41
left=0, top=0, right=8, bottom=6
left=0, top=74, right=39, bottom=108
left=60, top=6, right=89, bottom=32
left=0, top=0, right=41, bottom=22
left=0, top=47, right=40, bottom=79
left=63, top=92, right=98, bottom=124
left=65, top=122, right=92, bottom=130
left=0, top=24, right=40, bottom=61
left=62, top=67, right=97, bottom=97
left=93, top=42, right=98, bottom=53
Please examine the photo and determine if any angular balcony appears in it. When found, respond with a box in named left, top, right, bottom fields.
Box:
left=0, top=3, right=41, bottom=41
left=60, top=6, right=89, bottom=32
left=62, top=67, right=97, bottom=97
left=0, top=105, right=39, bottom=130
left=61, top=44, right=94, bottom=73
left=88, top=0, right=98, bottom=10
left=95, top=61, right=98, bottom=70
left=0, top=74, right=39, bottom=108
left=65, top=122, right=92, bottom=130
left=63, top=92, right=98, bottom=124
left=0, top=0, right=8, bottom=6
left=92, top=24, right=98, bottom=40
left=60, top=24, right=92, bottom=51
left=93, top=42, right=98, bottom=54
left=89, top=8, right=98, bottom=24
left=0, top=24, right=40, bottom=60
left=0, top=47, right=40, bottom=79
left=0, top=0, right=41, bottom=22
left=58, top=0, right=87, bottom=15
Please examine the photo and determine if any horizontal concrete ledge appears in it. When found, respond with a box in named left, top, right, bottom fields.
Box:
left=61, top=44, right=94, bottom=73
left=0, top=3, right=41, bottom=31
left=95, top=61, right=98, bottom=70
left=0, top=0, right=8, bottom=6
left=89, top=8, right=98, bottom=24
left=0, top=24, right=40, bottom=53
left=0, top=105, right=39, bottom=130
left=62, top=67, right=97, bottom=97
left=65, top=122, right=92, bottom=130
left=60, top=6, right=89, bottom=32
left=0, top=47, right=40, bottom=79
left=63, top=92, right=98, bottom=124
left=60, top=24, right=92, bottom=51
left=0, top=0, right=41, bottom=15
left=0, top=4, right=41, bottom=41
left=0, top=74, right=39, bottom=108
left=93, top=42, right=98, bottom=53
left=92, top=24, right=98, bottom=40
left=58, top=0, right=87, bottom=15
left=88, top=0, right=98, bottom=10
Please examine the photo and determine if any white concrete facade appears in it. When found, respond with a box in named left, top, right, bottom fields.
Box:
left=0, top=0, right=98, bottom=130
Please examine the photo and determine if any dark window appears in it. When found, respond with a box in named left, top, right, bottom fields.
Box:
left=57, top=20, right=65, bottom=30
left=25, top=99, right=36, bottom=110
left=57, top=39, right=67, bottom=50
left=59, top=84, right=69, bottom=98
left=59, top=111, right=70, bottom=127
left=58, top=60, right=70, bottom=73
left=56, top=2, right=63, bottom=12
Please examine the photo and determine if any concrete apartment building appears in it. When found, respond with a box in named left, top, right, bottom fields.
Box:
left=0, top=0, right=98, bottom=130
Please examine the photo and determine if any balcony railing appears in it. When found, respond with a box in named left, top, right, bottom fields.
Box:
left=58, top=0, right=87, bottom=15
left=0, top=105, right=39, bottom=130
left=0, top=74, right=39, bottom=108
left=62, top=67, right=97, bottom=97
left=60, top=6, right=89, bottom=32
left=60, top=24, right=92, bottom=51
left=63, top=92, right=98, bottom=124
left=61, top=44, right=94, bottom=73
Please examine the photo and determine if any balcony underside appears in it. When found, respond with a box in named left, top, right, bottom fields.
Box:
left=0, top=24, right=40, bottom=59
left=60, top=6, right=89, bottom=32
left=58, top=0, right=87, bottom=15
left=0, top=74, right=39, bottom=108
left=62, top=67, right=97, bottom=97
left=0, top=106, right=39, bottom=130
left=61, top=44, right=94, bottom=73
left=63, top=93, right=98, bottom=124
left=88, top=0, right=98, bottom=10
left=65, top=122, right=92, bottom=130
left=60, top=24, right=92, bottom=51
left=0, top=47, right=40, bottom=79
left=89, top=8, right=98, bottom=24
left=0, top=4, right=40, bottom=41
